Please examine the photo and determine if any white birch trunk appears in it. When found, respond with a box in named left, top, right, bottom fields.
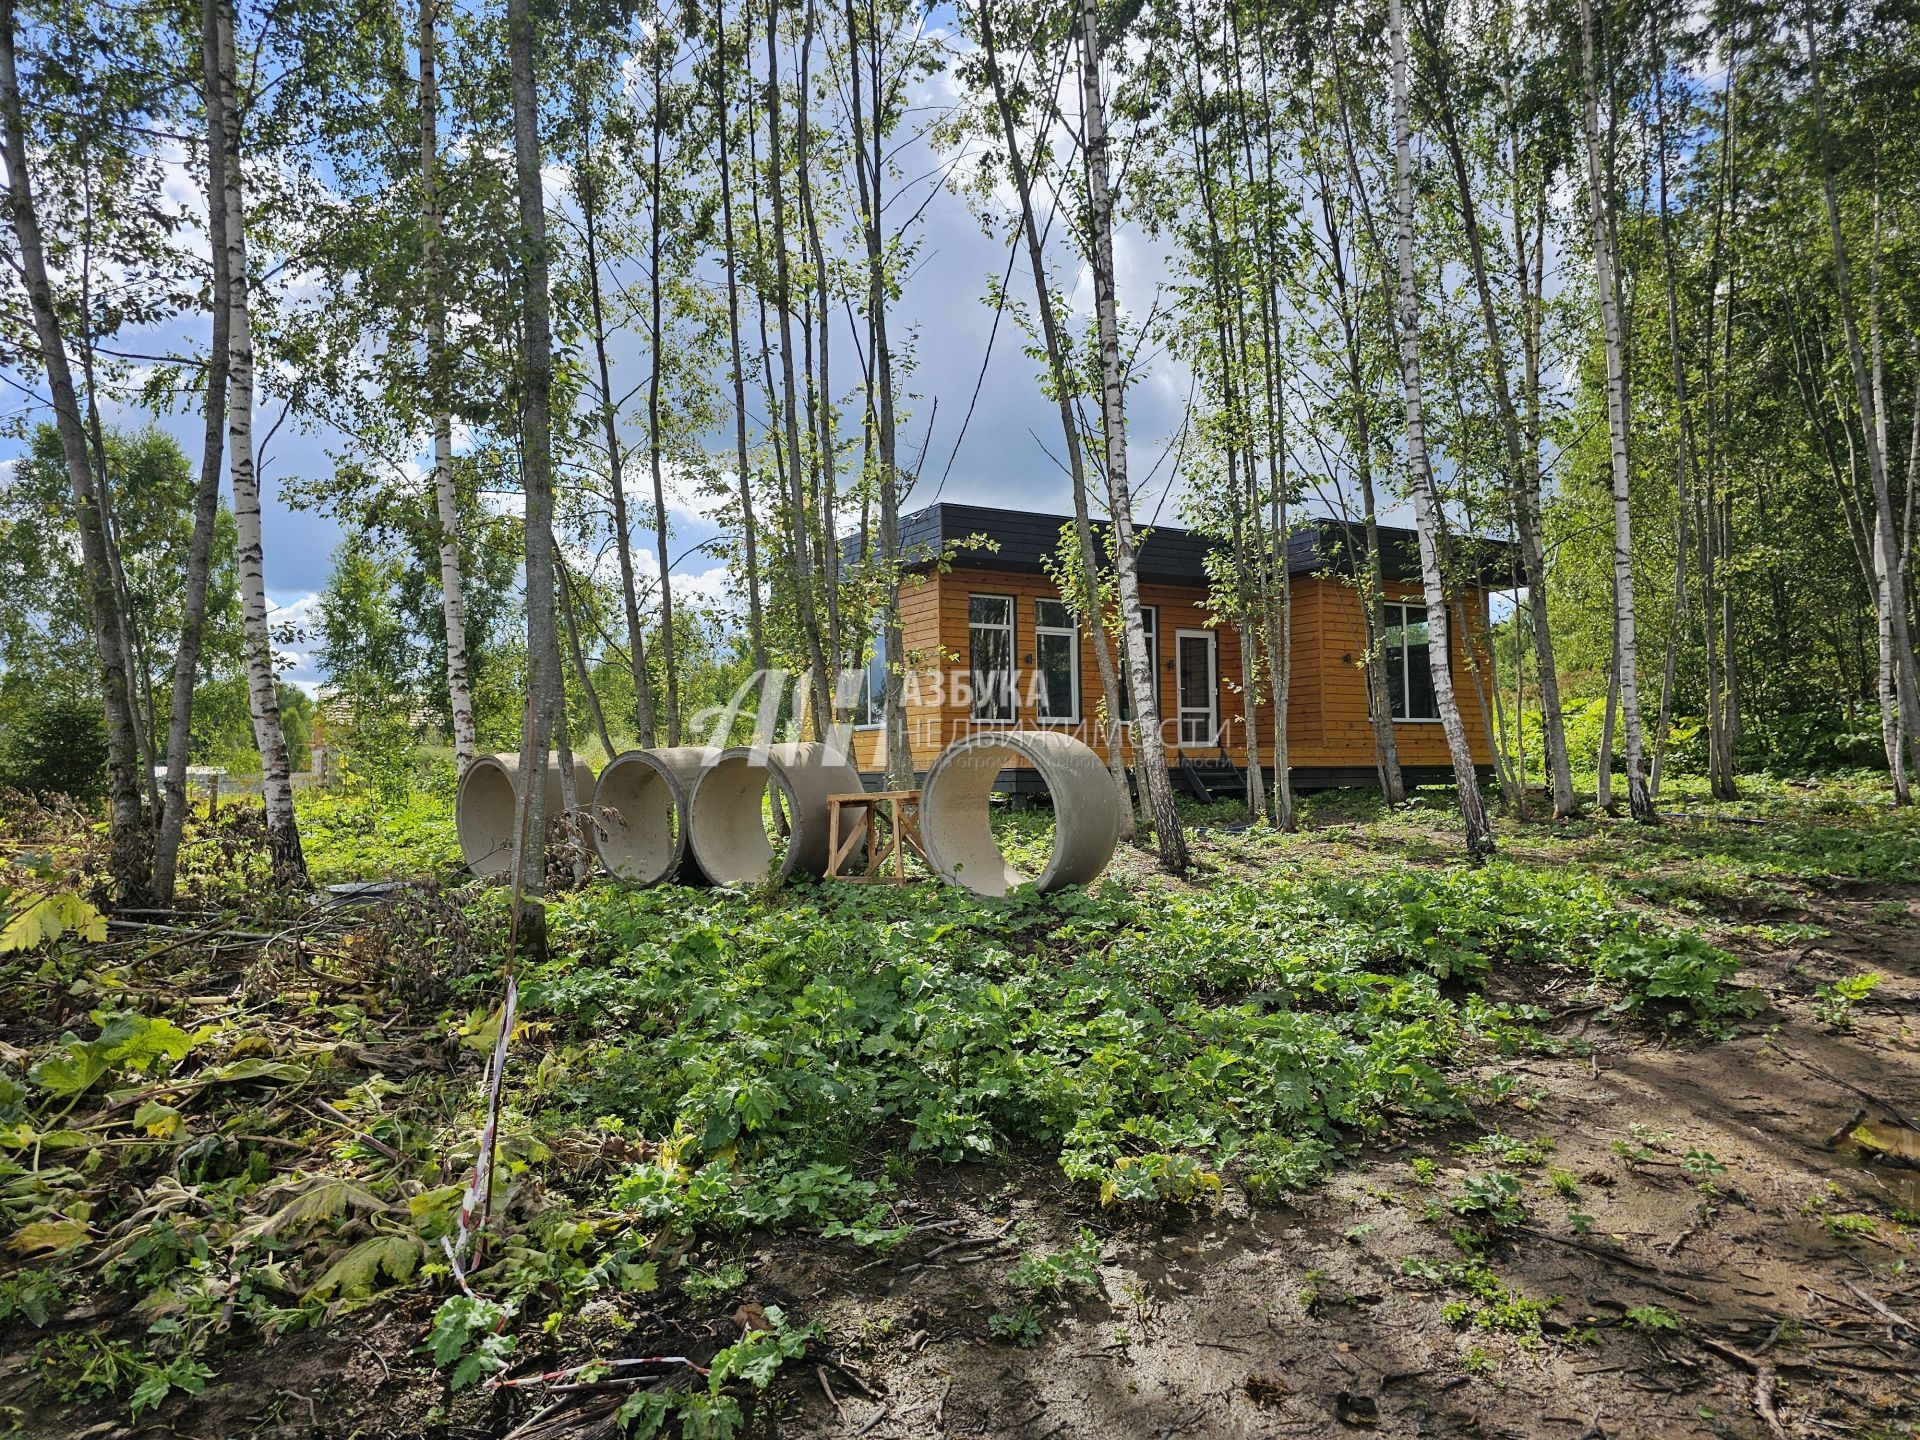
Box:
left=156, top=0, right=237, bottom=904
left=1389, top=0, right=1492, bottom=860
left=1807, top=14, right=1920, bottom=794
left=418, top=0, right=476, bottom=775
left=1079, top=0, right=1186, bottom=873
left=214, top=0, right=305, bottom=878
left=0, top=0, right=152, bottom=900
left=978, top=0, right=1134, bottom=833
left=1579, top=0, right=1653, bottom=822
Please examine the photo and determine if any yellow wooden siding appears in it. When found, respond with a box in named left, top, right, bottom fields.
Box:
left=849, top=564, right=1495, bottom=775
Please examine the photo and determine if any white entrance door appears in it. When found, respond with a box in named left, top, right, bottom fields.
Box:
left=1174, top=629, right=1218, bottom=747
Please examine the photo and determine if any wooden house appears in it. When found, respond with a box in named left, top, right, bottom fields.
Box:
left=842, top=503, right=1512, bottom=795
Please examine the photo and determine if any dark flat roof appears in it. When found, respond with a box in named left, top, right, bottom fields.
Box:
left=846, top=502, right=1516, bottom=587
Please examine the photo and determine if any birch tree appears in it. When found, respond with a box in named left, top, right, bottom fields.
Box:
left=419, top=0, right=477, bottom=775
left=1417, top=0, right=1575, bottom=816
left=211, top=0, right=306, bottom=878
left=154, top=0, right=236, bottom=904
left=1805, top=7, right=1920, bottom=794
left=1577, top=0, right=1652, bottom=822
left=0, top=0, right=151, bottom=900
left=1388, top=0, right=1492, bottom=860
left=1079, top=0, right=1187, bottom=873
left=971, top=0, right=1134, bottom=833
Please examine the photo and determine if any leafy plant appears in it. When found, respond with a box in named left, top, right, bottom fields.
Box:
left=1007, top=1227, right=1103, bottom=1299
left=988, top=1305, right=1046, bottom=1347
left=1812, top=973, right=1880, bottom=1029
left=1624, top=1305, right=1683, bottom=1333
left=1447, top=1171, right=1527, bottom=1229
left=128, top=1353, right=214, bottom=1417
left=426, top=1294, right=517, bottom=1391
left=1679, top=1148, right=1727, bottom=1182
left=1594, top=928, right=1747, bottom=1030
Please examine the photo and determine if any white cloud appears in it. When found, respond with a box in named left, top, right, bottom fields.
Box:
left=267, top=590, right=324, bottom=691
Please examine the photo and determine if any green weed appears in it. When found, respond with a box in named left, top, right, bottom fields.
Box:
left=1812, top=973, right=1881, bottom=1029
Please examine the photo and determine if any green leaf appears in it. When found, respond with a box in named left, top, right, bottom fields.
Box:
left=133, top=1100, right=185, bottom=1139
left=29, top=1013, right=197, bottom=1097
left=0, top=892, right=106, bottom=954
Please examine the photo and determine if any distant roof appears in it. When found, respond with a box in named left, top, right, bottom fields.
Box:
left=850, top=502, right=1515, bottom=587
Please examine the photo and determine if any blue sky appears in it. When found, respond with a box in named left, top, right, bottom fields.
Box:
left=8, top=13, right=1490, bottom=691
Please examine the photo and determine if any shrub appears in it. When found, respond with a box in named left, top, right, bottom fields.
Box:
left=0, top=693, right=108, bottom=801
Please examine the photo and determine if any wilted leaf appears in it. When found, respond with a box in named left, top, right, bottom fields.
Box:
left=8, top=1217, right=89, bottom=1254
left=205, top=1059, right=310, bottom=1084
left=236, top=1176, right=393, bottom=1242
left=306, top=1232, right=422, bottom=1300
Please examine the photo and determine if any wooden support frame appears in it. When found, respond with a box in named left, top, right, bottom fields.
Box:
left=826, top=790, right=926, bottom=883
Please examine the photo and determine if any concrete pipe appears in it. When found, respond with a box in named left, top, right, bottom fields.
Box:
left=687, top=741, right=864, bottom=886
left=589, top=747, right=712, bottom=887
left=920, top=731, right=1122, bottom=896
left=456, top=750, right=594, bottom=879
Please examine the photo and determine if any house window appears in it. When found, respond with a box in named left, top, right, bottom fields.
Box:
left=1384, top=602, right=1440, bottom=721
left=857, top=614, right=886, bottom=728
left=969, top=594, right=1016, bottom=721
left=1115, top=605, right=1157, bottom=720
left=1033, top=599, right=1080, bottom=723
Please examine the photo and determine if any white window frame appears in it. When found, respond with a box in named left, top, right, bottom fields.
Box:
left=1385, top=601, right=1442, bottom=723
left=968, top=593, right=1017, bottom=723
left=1116, top=605, right=1158, bottom=721
left=1032, top=598, right=1081, bottom=724
left=1173, top=627, right=1219, bottom=747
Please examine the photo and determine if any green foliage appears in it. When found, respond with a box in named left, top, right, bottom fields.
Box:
left=1593, top=927, right=1747, bottom=1029
left=1006, top=1227, right=1103, bottom=1298
left=1812, top=973, right=1880, bottom=1030
left=615, top=1307, right=813, bottom=1437
left=295, top=778, right=461, bottom=884
left=1678, top=1148, right=1727, bottom=1182
left=0, top=693, right=108, bottom=800
left=1099, top=1152, right=1224, bottom=1209
left=1242, top=1134, right=1339, bottom=1200
left=988, top=1304, right=1046, bottom=1347
left=127, top=1352, right=214, bottom=1416
left=681, top=1260, right=748, bottom=1301
left=0, top=1269, right=63, bottom=1326
left=1624, top=1305, right=1683, bottom=1333
left=1455, top=1131, right=1554, bottom=1167
left=706, top=1306, right=813, bottom=1388
left=29, top=1331, right=213, bottom=1416
left=1446, top=1171, right=1527, bottom=1229
left=0, top=886, right=107, bottom=953
left=0, top=424, right=240, bottom=718
left=28, top=1011, right=197, bottom=1098
left=1406, top=1256, right=1556, bottom=1334
left=427, top=1295, right=518, bottom=1391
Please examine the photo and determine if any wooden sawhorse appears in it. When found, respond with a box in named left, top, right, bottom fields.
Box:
left=826, top=790, right=926, bottom=883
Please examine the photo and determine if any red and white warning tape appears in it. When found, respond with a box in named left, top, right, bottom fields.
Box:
left=442, top=974, right=519, bottom=1291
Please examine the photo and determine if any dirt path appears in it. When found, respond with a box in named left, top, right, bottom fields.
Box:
left=753, top=891, right=1919, bottom=1439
